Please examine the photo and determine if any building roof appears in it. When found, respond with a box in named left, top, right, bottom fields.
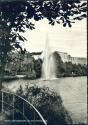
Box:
left=30, top=52, right=42, bottom=55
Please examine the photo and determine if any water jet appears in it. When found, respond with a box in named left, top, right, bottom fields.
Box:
left=42, top=34, right=56, bottom=80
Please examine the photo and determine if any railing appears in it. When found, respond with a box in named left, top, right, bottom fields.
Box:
left=0, top=90, right=47, bottom=125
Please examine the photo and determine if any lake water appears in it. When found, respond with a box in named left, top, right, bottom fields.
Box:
left=3, top=76, right=87, bottom=124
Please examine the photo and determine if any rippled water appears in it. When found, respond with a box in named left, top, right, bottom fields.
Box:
left=3, top=76, right=87, bottom=124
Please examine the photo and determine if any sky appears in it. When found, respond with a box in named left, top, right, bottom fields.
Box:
left=21, top=18, right=87, bottom=58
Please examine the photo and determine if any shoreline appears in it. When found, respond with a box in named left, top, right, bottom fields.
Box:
left=0, top=75, right=87, bottom=82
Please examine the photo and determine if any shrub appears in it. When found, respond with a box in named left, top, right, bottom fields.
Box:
left=16, top=84, right=73, bottom=125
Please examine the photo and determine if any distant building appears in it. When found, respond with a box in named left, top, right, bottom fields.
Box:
left=57, top=52, right=69, bottom=62
left=30, top=51, right=87, bottom=65
left=56, top=51, right=87, bottom=65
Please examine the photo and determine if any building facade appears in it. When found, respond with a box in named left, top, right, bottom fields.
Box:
left=56, top=51, right=87, bottom=65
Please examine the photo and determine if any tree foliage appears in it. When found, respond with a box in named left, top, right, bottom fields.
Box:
left=1, top=0, right=87, bottom=29
left=34, top=58, right=42, bottom=78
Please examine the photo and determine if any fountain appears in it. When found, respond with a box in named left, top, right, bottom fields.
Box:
left=42, top=34, right=56, bottom=80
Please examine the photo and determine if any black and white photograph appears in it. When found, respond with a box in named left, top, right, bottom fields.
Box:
left=0, top=0, right=87, bottom=125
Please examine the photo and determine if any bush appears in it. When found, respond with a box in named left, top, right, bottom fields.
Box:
left=16, top=84, right=73, bottom=125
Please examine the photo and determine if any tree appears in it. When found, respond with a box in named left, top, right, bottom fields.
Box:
left=34, top=58, right=42, bottom=78
left=0, top=13, right=27, bottom=88
left=0, top=0, right=87, bottom=88
left=53, top=51, right=64, bottom=77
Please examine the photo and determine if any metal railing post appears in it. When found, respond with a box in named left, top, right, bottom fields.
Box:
left=23, top=102, right=24, bottom=120
left=13, top=95, right=15, bottom=121
left=34, top=111, right=35, bottom=125
left=2, top=91, right=4, bottom=113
